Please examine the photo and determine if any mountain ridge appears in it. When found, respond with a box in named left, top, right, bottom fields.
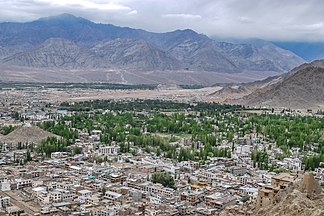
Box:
left=0, top=13, right=306, bottom=84
left=233, top=60, right=324, bottom=109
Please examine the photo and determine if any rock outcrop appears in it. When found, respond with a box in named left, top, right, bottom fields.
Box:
left=299, top=172, right=322, bottom=195
left=220, top=172, right=324, bottom=216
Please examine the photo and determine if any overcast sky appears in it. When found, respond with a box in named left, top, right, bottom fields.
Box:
left=1, top=0, right=324, bottom=41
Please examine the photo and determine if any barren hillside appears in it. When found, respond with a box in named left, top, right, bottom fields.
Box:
left=239, top=66, right=324, bottom=109
left=220, top=172, right=323, bottom=216
left=0, top=125, right=60, bottom=146
left=254, top=173, right=323, bottom=216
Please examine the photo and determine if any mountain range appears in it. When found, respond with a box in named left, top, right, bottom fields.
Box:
left=211, top=37, right=324, bottom=61
left=274, top=41, right=324, bottom=61
left=0, top=13, right=307, bottom=85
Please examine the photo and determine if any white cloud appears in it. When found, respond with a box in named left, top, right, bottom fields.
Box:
left=287, top=23, right=324, bottom=32
left=37, top=0, right=131, bottom=11
left=237, top=16, right=252, bottom=23
left=162, top=13, right=202, bottom=19
left=128, top=10, right=138, bottom=15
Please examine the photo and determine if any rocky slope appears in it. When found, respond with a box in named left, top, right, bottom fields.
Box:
left=209, top=60, right=324, bottom=109
left=209, top=85, right=251, bottom=100
left=0, top=13, right=305, bottom=81
left=274, top=41, right=324, bottom=61
left=89, top=39, right=182, bottom=70
left=2, top=38, right=88, bottom=68
left=0, top=126, right=60, bottom=145
left=217, top=41, right=305, bottom=72
left=220, top=172, right=323, bottom=216
left=238, top=61, right=324, bottom=109
left=254, top=173, right=323, bottom=216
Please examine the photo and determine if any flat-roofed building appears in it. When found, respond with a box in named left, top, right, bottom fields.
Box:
left=98, top=146, right=119, bottom=156
left=271, top=173, right=295, bottom=189
left=205, top=193, right=236, bottom=210
left=0, top=196, right=10, bottom=209
left=257, top=173, right=296, bottom=208
left=104, top=191, right=122, bottom=201
left=15, top=178, right=32, bottom=190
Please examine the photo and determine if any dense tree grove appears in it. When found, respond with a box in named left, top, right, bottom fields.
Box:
left=11, top=111, right=25, bottom=121
left=151, top=172, right=175, bottom=189
left=303, top=154, right=324, bottom=170
left=37, top=137, right=69, bottom=157
left=60, top=99, right=244, bottom=112
left=251, top=150, right=269, bottom=170
left=39, top=121, right=77, bottom=143
left=72, top=146, right=82, bottom=155
left=249, top=114, right=323, bottom=150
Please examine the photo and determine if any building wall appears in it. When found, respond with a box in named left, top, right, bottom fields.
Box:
left=1, top=181, right=11, bottom=191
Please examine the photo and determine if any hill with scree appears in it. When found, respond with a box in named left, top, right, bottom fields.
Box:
left=0, top=125, right=60, bottom=147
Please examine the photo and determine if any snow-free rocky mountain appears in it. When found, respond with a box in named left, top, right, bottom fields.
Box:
left=0, top=13, right=305, bottom=84
left=210, top=60, right=324, bottom=109
left=238, top=60, right=324, bottom=109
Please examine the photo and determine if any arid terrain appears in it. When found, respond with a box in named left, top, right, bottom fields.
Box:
left=0, top=86, right=220, bottom=103
left=0, top=65, right=281, bottom=85
left=0, top=126, right=59, bottom=146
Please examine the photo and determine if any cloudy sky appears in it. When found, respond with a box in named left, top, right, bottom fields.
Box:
left=1, top=0, right=323, bottom=41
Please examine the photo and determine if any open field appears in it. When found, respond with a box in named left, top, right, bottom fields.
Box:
left=0, top=65, right=281, bottom=86
left=0, top=86, right=223, bottom=105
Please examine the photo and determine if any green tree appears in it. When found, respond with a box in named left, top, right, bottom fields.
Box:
left=72, top=146, right=82, bottom=155
left=26, top=150, right=32, bottom=161
left=151, top=172, right=175, bottom=189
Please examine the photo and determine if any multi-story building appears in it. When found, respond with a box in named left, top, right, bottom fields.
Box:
left=205, top=193, right=236, bottom=210
left=1, top=180, right=11, bottom=191
left=97, top=146, right=119, bottom=156
left=180, top=190, right=205, bottom=205
left=15, top=178, right=32, bottom=190
left=104, top=191, right=122, bottom=201
left=0, top=196, right=10, bottom=209
left=256, top=173, right=295, bottom=208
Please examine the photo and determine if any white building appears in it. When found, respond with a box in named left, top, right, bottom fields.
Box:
left=97, top=146, right=119, bottom=156
left=78, top=189, right=92, bottom=198
left=145, top=183, right=174, bottom=198
left=314, top=168, right=324, bottom=180
left=51, top=152, right=66, bottom=158
left=91, top=130, right=102, bottom=136
left=16, top=179, right=32, bottom=190
left=1, top=181, right=11, bottom=192
left=32, top=187, right=50, bottom=204
left=280, top=158, right=302, bottom=171
left=239, top=186, right=258, bottom=198
left=50, top=191, right=62, bottom=203
left=0, top=196, right=10, bottom=209
left=235, top=145, right=252, bottom=155
left=104, top=191, right=122, bottom=201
